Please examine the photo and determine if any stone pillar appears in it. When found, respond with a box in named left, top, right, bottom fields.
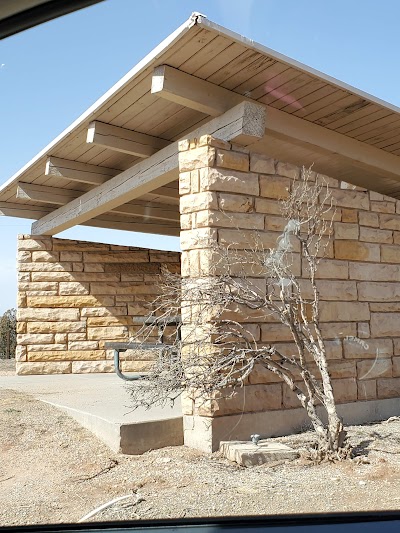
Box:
left=179, top=135, right=400, bottom=453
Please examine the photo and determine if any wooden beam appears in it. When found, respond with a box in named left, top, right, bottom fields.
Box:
left=32, top=101, right=265, bottom=236
left=87, top=121, right=170, bottom=157
left=17, top=183, right=82, bottom=204
left=152, top=65, right=400, bottom=183
left=152, top=65, right=244, bottom=116
left=45, top=157, right=117, bottom=185
left=0, top=202, right=50, bottom=219
left=86, top=214, right=179, bottom=237
left=17, top=182, right=179, bottom=222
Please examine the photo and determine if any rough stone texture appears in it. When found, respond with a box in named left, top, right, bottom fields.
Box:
left=17, top=235, right=180, bottom=375
left=220, top=440, right=299, bottom=467
left=178, top=135, right=400, bottom=446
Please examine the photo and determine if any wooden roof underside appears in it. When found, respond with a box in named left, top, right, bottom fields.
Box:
left=2, top=12, right=400, bottom=235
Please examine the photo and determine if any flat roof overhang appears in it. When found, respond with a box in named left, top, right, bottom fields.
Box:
left=2, top=12, right=400, bottom=236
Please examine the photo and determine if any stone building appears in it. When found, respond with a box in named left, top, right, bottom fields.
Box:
left=1, top=13, right=400, bottom=451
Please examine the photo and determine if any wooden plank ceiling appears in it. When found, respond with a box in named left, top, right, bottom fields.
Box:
left=2, top=12, right=400, bottom=235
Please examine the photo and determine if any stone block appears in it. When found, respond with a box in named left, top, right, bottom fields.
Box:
left=254, top=198, right=282, bottom=215
left=218, top=193, right=253, bottom=213
left=380, top=213, right=400, bottom=231
left=381, top=245, right=400, bottom=263
left=341, top=209, right=358, bottom=223
left=80, top=306, right=127, bottom=317
left=72, top=361, right=114, bottom=373
left=121, top=360, right=154, bottom=372
left=31, top=251, right=59, bottom=262
left=371, top=313, right=400, bottom=337
left=220, top=440, right=299, bottom=467
left=68, top=333, right=86, bottom=341
left=360, top=227, right=393, bottom=244
left=17, top=251, right=31, bottom=263
left=248, top=363, right=284, bottom=384
left=393, top=357, right=400, bottom=376
left=334, top=223, right=359, bottom=240
left=17, top=308, right=80, bottom=322
left=316, top=280, right=357, bottom=301
left=259, top=175, right=290, bottom=200
left=320, top=302, right=370, bottom=322
left=358, top=282, right=400, bottom=302
left=216, top=148, right=249, bottom=172
left=304, top=258, right=348, bottom=279
left=261, top=323, right=294, bottom=342
left=180, top=192, right=218, bottom=213
left=55, top=333, right=67, bottom=344
left=357, top=380, right=377, bottom=400
left=218, top=228, right=300, bottom=253
left=87, top=316, right=132, bottom=327
left=179, top=145, right=216, bottom=172
left=87, top=326, right=128, bottom=340
left=327, top=189, right=369, bottom=211
left=250, top=153, right=275, bottom=174
left=349, top=262, right=400, bottom=282
left=27, top=295, right=115, bottom=308
left=180, top=228, right=217, bottom=251
left=276, top=161, right=300, bottom=179
left=19, top=262, right=73, bottom=272
left=195, top=210, right=264, bottom=230
left=18, top=238, right=52, bottom=251
left=17, top=333, right=54, bottom=345
left=344, top=338, right=393, bottom=359
left=68, top=341, right=99, bottom=350
left=179, top=171, right=191, bottom=195
left=16, top=362, right=71, bottom=375
left=357, top=359, right=392, bottom=379
left=332, top=378, right=357, bottom=403
left=328, top=360, right=356, bottom=378
left=82, top=251, right=149, bottom=263
left=89, top=282, right=158, bottom=295
left=358, top=323, right=370, bottom=338
left=59, top=251, right=83, bottom=262
left=198, top=384, right=282, bottom=416
left=282, top=384, right=303, bottom=408
left=27, top=321, right=86, bottom=333
left=15, top=345, right=27, bottom=362
left=59, top=282, right=90, bottom=295
left=264, top=215, right=287, bottom=232
left=28, top=343, right=67, bottom=352
left=371, top=201, right=395, bottom=214
left=200, top=167, right=259, bottom=195
left=52, top=240, right=109, bottom=251
left=320, top=322, right=357, bottom=339
left=19, top=281, right=58, bottom=292
left=359, top=211, right=379, bottom=227
left=377, top=378, right=400, bottom=399
left=28, top=350, right=105, bottom=361
left=335, top=240, right=380, bottom=262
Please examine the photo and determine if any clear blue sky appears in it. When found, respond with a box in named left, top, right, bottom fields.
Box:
left=1, top=0, right=400, bottom=313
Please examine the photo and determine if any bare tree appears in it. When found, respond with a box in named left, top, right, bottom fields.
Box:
left=128, top=168, right=347, bottom=459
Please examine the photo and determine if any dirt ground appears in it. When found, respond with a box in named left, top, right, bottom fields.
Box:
left=1, top=372, right=400, bottom=527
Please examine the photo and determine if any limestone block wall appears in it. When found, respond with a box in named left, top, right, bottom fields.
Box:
left=16, top=236, right=180, bottom=375
left=178, top=135, right=400, bottom=425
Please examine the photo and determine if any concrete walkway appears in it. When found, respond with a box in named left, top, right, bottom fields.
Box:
left=0, top=372, right=183, bottom=454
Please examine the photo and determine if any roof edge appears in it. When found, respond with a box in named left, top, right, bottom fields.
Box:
left=0, top=12, right=199, bottom=195
left=196, top=15, right=400, bottom=116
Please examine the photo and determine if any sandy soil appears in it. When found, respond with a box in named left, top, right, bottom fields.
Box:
left=1, top=383, right=400, bottom=527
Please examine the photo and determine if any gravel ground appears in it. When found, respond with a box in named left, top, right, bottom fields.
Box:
left=1, top=380, right=400, bottom=527
left=0, top=359, right=16, bottom=376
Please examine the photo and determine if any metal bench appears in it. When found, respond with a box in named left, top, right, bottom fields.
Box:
left=105, top=315, right=181, bottom=381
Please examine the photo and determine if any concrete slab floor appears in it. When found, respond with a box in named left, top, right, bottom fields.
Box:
left=0, top=373, right=183, bottom=454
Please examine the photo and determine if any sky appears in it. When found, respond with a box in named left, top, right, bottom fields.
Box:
left=1, top=0, right=400, bottom=313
